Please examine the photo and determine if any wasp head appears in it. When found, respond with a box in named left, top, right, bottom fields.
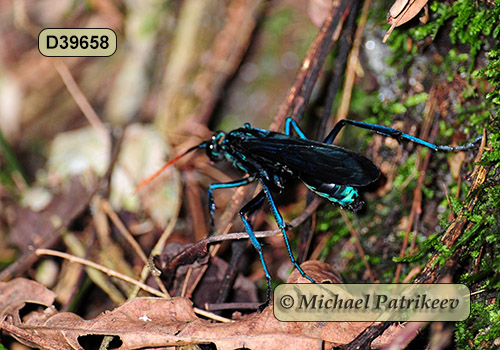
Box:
left=206, top=131, right=226, bottom=162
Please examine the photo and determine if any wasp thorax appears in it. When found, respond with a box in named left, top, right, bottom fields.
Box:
left=206, top=131, right=226, bottom=161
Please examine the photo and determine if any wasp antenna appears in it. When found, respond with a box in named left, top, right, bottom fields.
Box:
left=133, top=142, right=206, bottom=194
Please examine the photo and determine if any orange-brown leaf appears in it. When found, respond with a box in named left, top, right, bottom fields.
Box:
left=1, top=275, right=407, bottom=350
left=383, top=0, right=429, bottom=42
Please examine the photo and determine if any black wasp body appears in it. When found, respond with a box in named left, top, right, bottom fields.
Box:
left=139, top=117, right=480, bottom=307
left=207, top=122, right=379, bottom=210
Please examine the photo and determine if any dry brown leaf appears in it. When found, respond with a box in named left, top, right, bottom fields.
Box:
left=448, top=152, right=466, bottom=180
left=1, top=269, right=405, bottom=349
left=0, top=278, right=56, bottom=321
left=0, top=278, right=59, bottom=349
left=383, top=0, right=429, bottom=42
left=8, top=177, right=96, bottom=254
left=287, top=260, right=343, bottom=283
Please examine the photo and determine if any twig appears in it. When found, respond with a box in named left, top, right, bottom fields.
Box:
left=52, top=59, right=108, bottom=139
left=185, top=170, right=209, bottom=241
left=132, top=181, right=182, bottom=298
left=334, top=0, right=372, bottom=124
left=100, top=198, right=170, bottom=296
left=186, top=226, right=229, bottom=298
left=192, top=308, right=232, bottom=323
left=62, top=230, right=126, bottom=305
left=205, top=197, right=323, bottom=244
left=205, top=302, right=261, bottom=311
left=271, top=0, right=354, bottom=130
left=394, top=87, right=437, bottom=283
left=339, top=209, right=376, bottom=282
left=318, top=1, right=360, bottom=137
left=35, top=248, right=232, bottom=323
left=158, top=197, right=323, bottom=282
left=342, top=131, right=488, bottom=349
left=415, top=131, right=488, bottom=283
left=101, top=199, right=148, bottom=264
left=299, top=0, right=361, bottom=264
left=35, top=248, right=168, bottom=298
left=181, top=268, right=193, bottom=298
left=442, top=183, right=454, bottom=220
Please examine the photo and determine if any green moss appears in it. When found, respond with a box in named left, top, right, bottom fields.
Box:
left=456, top=300, right=500, bottom=349
left=322, top=1, right=498, bottom=346
left=311, top=1, right=499, bottom=346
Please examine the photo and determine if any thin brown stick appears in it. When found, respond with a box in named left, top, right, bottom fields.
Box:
left=185, top=170, right=209, bottom=242
left=133, top=181, right=183, bottom=297
left=192, top=308, right=232, bottom=323
left=52, top=59, right=108, bottom=138
left=180, top=268, right=193, bottom=298
left=186, top=227, right=228, bottom=298
left=205, top=302, right=261, bottom=311
left=205, top=197, right=323, bottom=244
left=36, top=248, right=168, bottom=298
left=100, top=199, right=170, bottom=296
left=343, top=133, right=487, bottom=349
left=335, top=0, right=372, bottom=123
left=270, top=0, right=354, bottom=130
left=447, top=156, right=464, bottom=221
left=169, top=198, right=323, bottom=271
left=309, top=234, right=329, bottom=261
left=442, top=182, right=456, bottom=223
left=339, top=209, right=376, bottom=282
left=35, top=248, right=231, bottom=323
left=394, top=88, right=436, bottom=283
left=101, top=199, right=148, bottom=264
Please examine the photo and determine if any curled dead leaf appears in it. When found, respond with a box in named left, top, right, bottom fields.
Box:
left=287, top=260, right=343, bottom=283
left=1, top=278, right=408, bottom=349
left=383, top=0, right=429, bottom=43
left=7, top=177, right=96, bottom=255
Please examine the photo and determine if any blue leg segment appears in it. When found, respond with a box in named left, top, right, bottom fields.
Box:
left=258, top=179, right=316, bottom=284
left=323, top=119, right=481, bottom=151
left=208, top=178, right=253, bottom=234
left=285, top=117, right=308, bottom=139
left=238, top=191, right=273, bottom=307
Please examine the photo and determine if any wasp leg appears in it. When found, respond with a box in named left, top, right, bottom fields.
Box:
left=285, top=117, right=308, bottom=139
left=208, top=178, right=253, bottom=235
left=324, top=119, right=481, bottom=151
left=238, top=191, right=272, bottom=310
left=259, top=180, right=316, bottom=285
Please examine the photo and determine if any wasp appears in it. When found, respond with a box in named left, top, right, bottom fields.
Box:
left=137, top=118, right=480, bottom=306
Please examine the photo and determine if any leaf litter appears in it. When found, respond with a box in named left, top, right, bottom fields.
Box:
left=0, top=0, right=478, bottom=348
left=0, top=263, right=405, bottom=350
